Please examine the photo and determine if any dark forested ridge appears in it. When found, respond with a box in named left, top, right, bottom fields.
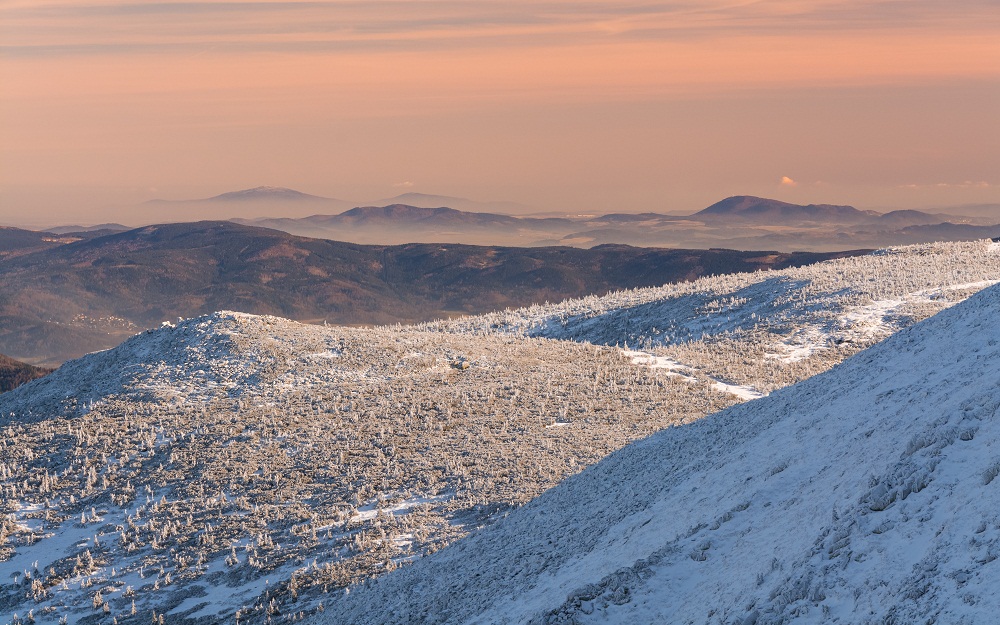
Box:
left=0, top=221, right=866, bottom=364
left=0, top=352, right=53, bottom=392
left=0, top=226, right=88, bottom=259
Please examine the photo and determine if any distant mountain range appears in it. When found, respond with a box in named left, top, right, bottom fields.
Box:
left=0, top=225, right=118, bottom=259
left=0, top=221, right=863, bottom=365
left=140, top=187, right=535, bottom=223
left=148, top=185, right=334, bottom=204
left=694, top=195, right=877, bottom=222
left=44, top=223, right=130, bottom=235
left=695, top=196, right=959, bottom=227
left=206, top=186, right=329, bottom=202
left=40, top=189, right=999, bottom=251
left=924, top=202, right=1000, bottom=220
left=232, top=203, right=575, bottom=245
left=141, top=186, right=357, bottom=220
left=228, top=192, right=997, bottom=251
left=367, top=192, right=534, bottom=214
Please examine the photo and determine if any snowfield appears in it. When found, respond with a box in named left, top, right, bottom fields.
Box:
left=322, top=279, right=1000, bottom=625
left=1, top=313, right=744, bottom=624
left=430, top=240, right=1000, bottom=358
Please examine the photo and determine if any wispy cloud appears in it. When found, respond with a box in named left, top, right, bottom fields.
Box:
left=900, top=181, right=995, bottom=190
left=4, top=1, right=998, bottom=56
left=5, top=1, right=997, bottom=108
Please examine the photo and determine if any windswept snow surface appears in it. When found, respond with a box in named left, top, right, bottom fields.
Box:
left=624, top=349, right=765, bottom=400
left=0, top=312, right=313, bottom=422
left=325, top=282, right=1000, bottom=624
left=428, top=241, right=1000, bottom=360
left=3, top=311, right=738, bottom=624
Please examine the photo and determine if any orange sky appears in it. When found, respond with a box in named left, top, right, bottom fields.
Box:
left=2, top=0, right=999, bottom=226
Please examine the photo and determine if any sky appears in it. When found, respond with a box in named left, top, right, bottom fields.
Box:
left=1, top=0, right=999, bottom=227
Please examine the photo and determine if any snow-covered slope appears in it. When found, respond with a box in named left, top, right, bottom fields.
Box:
left=0, top=313, right=289, bottom=422
left=324, top=281, right=1000, bottom=624
left=431, top=240, right=1000, bottom=353
left=1, top=312, right=741, bottom=624
left=429, top=240, right=1000, bottom=395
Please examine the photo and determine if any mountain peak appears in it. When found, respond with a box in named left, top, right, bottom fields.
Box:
left=333, top=203, right=521, bottom=227
left=367, top=193, right=534, bottom=214
left=694, top=195, right=872, bottom=223
left=386, top=192, right=461, bottom=204
left=207, top=186, right=329, bottom=202
left=699, top=195, right=795, bottom=213
left=340, top=204, right=456, bottom=217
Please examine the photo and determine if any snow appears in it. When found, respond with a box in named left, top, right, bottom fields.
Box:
left=322, top=281, right=1000, bottom=624
left=624, top=348, right=765, bottom=399
left=622, top=350, right=697, bottom=382
left=304, top=351, right=341, bottom=360
left=167, top=560, right=301, bottom=620
left=0, top=503, right=125, bottom=583
left=831, top=279, right=1000, bottom=349
left=709, top=379, right=764, bottom=400
left=428, top=241, right=1000, bottom=368
left=0, top=311, right=359, bottom=424
left=350, top=494, right=450, bottom=523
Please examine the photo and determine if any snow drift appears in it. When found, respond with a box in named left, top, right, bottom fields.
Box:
left=323, top=282, right=1000, bottom=624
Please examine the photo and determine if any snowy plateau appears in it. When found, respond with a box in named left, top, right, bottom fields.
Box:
left=0, top=240, right=999, bottom=624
